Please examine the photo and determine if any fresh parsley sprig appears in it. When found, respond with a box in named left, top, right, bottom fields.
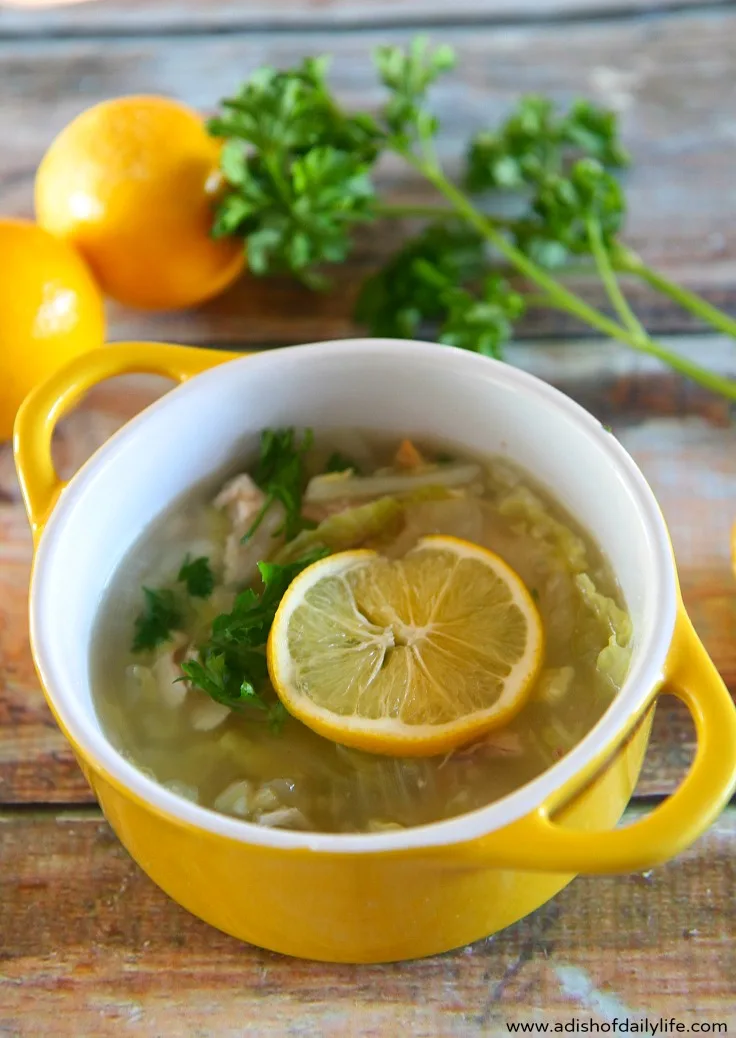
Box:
left=354, top=223, right=487, bottom=340
left=132, top=544, right=328, bottom=726
left=132, top=555, right=214, bottom=652
left=208, top=58, right=381, bottom=287
left=132, top=588, right=183, bottom=653
left=374, top=42, right=736, bottom=398
left=374, top=36, right=455, bottom=147
left=465, top=95, right=629, bottom=193
left=181, top=549, right=328, bottom=725
left=244, top=427, right=315, bottom=542
left=435, top=275, right=526, bottom=359
left=355, top=222, right=523, bottom=357
left=210, top=39, right=736, bottom=401
left=131, top=430, right=326, bottom=725
left=325, top=451, right=361, bottom=474
left=178, top=555, right=216, bottom=599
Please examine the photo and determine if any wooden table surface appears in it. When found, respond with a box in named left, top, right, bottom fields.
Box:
left=1, top=0, right=735, bottom=1034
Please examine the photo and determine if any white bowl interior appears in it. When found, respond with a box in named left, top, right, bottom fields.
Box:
left=30, top=340, right=677, bottom=852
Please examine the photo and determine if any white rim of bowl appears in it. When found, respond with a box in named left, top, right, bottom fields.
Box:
left=29, top=339, right=677, bottom=854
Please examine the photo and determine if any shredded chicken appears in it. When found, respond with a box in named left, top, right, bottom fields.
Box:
left=152, top=632, right=190, bottom=708
left=214, top=779, right=255, bottom=818
left=213, top=473, right=284, bottom=586
left=249, top=787, right=279, bottom=814
left=453, top=730, right=524, bottom=761
left=256, top=807, right=309, bottom=830
left=190, top=695, right=231, bottom=732
left=214, top=473, right=265, bottom=529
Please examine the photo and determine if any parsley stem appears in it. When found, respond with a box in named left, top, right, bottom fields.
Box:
left=375, top=202, right=516, bottom=230
left=419, top=126, right=440, bottom=175
left=401, top=151, right=736, bottom=400
left=524, top=293, right=558, bottom=309
left=414, top=158, right=636, bottom=336
left=264, top=150, right=292, bottom=209
left=242, top=493, right=273, bottom=543
left=627, top=337, right=736, bottom=398
left=615, top=246, right=736, bottom=340
left=586, top=216, right=647, bottom=342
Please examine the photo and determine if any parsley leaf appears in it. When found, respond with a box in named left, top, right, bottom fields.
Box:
left=354, top=222, right=487, bottom=338
left=517, top=158, right=626, bottom=268
left=437, top=275, right=526, bottom=359
left=561, top=100, right=630, bottom=168
left=222, top=147, right=375, bottom=287
left=209, top=59, right=379, bottom=160
left=180, top=653, right=258, bottom=708
left=466, top=96, right=563, bottom=192
left=245, top=427, right=314, bottom=543
left=177, top=555, right=215, bottom=599
left=325, top=451, right=361, bottom=474
left=355, top=224, right=523, bottom=355
left=374, top=36, right=455, bottom=144
left=208, top=59, right=382, bottom=286
left=267, top=700, right=289, bottom=734
left=182, top=549, right=329, bottom=720
left=464, top=94, right=628, bottom=194
left=257, top=550, right=329, bottom=607
left=132, top=588, right=183, bottom=653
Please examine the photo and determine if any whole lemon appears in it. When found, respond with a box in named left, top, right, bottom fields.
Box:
left=0, top=219, right=105, bottom=441
left=35, top=95, right=244, bottom=311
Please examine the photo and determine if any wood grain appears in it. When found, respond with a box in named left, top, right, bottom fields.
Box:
left=1, top=11, right=736, bottom=343
left=0, top=0, right=722, bottom=34
left=0, top=806, right=734, bottom=1033
left=1, top=1, right=734, bottom=1024
left=1, top=341, right=733, bottom=805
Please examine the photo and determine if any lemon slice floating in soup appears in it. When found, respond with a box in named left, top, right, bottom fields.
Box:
left=267, top=535, right=544, bottom=756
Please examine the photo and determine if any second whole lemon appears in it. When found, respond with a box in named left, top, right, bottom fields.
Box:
left=0, top=218, right=105, bottom=441
left=35, top=95, right=245, bottom=311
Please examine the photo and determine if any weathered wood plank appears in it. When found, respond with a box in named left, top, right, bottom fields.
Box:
left=0, top=0, right=720, bottom=35
left=0, top=806, right=734, bottom=1032
left=0, top=340, right=733, bottom=804
left=1, top=13, right=736, bottom=342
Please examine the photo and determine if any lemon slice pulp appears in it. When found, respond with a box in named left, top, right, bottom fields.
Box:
left=267, top=535, right=544, bottom=756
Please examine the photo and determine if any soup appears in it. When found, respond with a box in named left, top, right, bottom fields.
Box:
left=92, top=430, right=631, bottom=834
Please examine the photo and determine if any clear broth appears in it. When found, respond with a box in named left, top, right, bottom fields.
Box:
left=91, top=433, right=630, bottom=833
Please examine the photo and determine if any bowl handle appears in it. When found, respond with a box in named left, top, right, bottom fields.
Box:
left=13, top=341, right=240, bottom=544
left=470, top=605, right=736, bottom=873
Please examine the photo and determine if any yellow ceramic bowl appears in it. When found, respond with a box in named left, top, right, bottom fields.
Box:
left=14, top=339, right=736, bottom=963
